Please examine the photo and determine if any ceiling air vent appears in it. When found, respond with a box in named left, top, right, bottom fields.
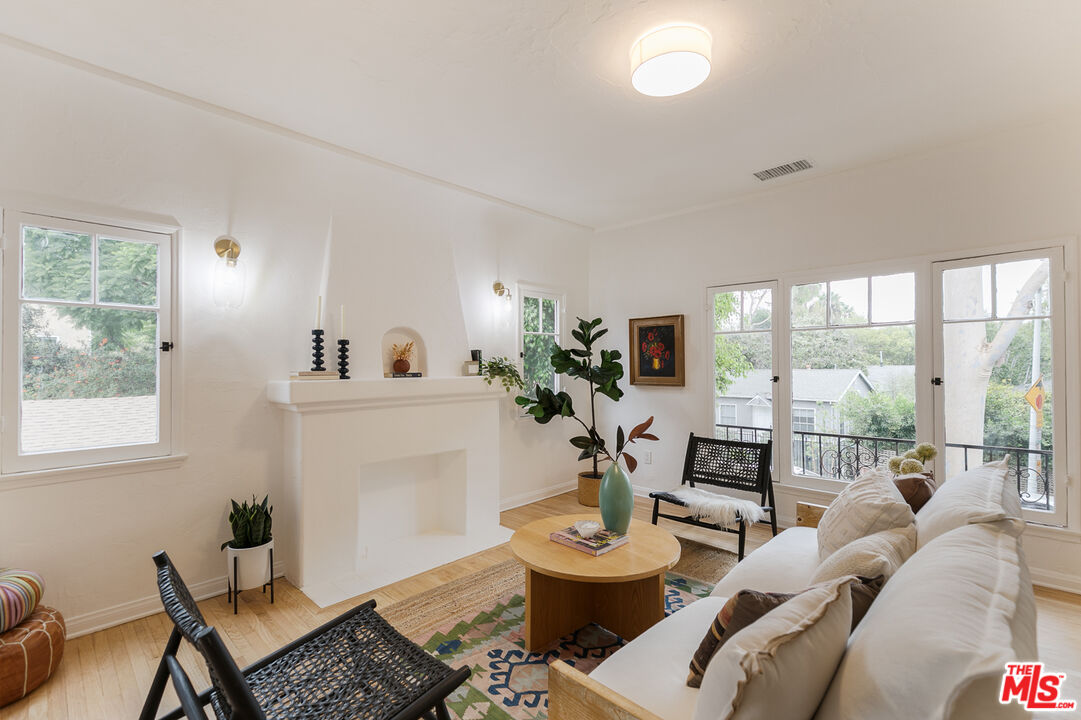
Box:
left=754, top=159, right=813, bottom=182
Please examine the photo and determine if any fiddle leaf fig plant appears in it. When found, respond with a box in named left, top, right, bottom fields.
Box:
left=220, top=494, right=273, bottom=551
left=516, top=317, right=658, bottom=476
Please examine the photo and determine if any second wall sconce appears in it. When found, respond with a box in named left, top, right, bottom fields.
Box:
left=213, top=235, right=246, bottom=309
left=493, top=281, right=513, bottom=312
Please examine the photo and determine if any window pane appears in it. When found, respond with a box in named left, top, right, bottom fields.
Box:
left=871, top=273, right=915, bottom=323
left=541, top=298, right=556, bottom=333
left=742, top=289, right=772, bottom=330
left=98, top=238, right=159, bottom=307
left=829, top=277, right=869, bottom=325
left=21, top=303, right=158, bottom=453
left=943, top=265, right=991, bottom=320
left=715, top=403, right=737, bottom=426
left=522, top=296, right=540, bottom=333
left=714, top=291, right=740, bottom=331
left=942, top=317, right=1054, bottom=511
left=791, top=283, right=826, bottom=328
left=21, top=225, right=92, bottom=302
left=522, top=333, right=557, bottom=395
left=791, top=324, right=916, bottom=480
left=714, top=332, right=773, bottom=441
left=995, top=258, right=1050, bottom=318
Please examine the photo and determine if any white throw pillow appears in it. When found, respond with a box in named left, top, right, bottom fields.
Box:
left=693, top=576, right=855, bottom=720
left=915, top=459, right=1024, bottom=549
left=817, top=469, right=915, bottom=562
left=810, top=524, right=916, bottom=585
left=814, top=524, right=1037, bottom=720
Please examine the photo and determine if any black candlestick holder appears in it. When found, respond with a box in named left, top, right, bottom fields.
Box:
left=311, top=329, right=326, bottom=371
left=337, top=339, right=350, bottom=379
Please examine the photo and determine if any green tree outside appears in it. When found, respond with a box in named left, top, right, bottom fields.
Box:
left=20, top=226, right=158, bottom=399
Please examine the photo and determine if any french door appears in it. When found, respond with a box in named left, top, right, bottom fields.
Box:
left=933, top=248, right=1067, bottom=526
left=709, top=281, right=779, bottom=447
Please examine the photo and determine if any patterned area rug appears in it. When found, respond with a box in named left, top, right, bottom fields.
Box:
left=380, top=538, right=734, bottom=720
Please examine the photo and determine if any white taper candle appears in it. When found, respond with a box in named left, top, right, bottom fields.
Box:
left=316, top=295, right=322, bottom=329
left=340, top=305, right=345, bottom=337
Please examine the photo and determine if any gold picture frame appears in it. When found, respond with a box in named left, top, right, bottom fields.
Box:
left=629, top=315, right=685, bottom=386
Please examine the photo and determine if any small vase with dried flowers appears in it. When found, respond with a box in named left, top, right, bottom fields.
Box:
left=391, top=341, right=414, bottom=374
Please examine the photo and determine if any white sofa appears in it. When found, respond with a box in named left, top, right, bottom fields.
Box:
left=549, top=464, right=1038, bottom=720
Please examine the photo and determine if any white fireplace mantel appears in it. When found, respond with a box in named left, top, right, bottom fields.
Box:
left=267, top=376, right=504, bottom=411
left=268, top=376, right=511, bottom=607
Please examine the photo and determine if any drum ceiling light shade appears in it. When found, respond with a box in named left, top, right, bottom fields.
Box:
left=630, top=25, right=712, bottom=97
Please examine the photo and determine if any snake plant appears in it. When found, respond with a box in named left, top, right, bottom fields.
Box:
left=220, top=494, right=273, bottom=550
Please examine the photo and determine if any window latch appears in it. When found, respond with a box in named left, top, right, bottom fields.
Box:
left=931, top=377, right=943, bottom=386
left=771, top=376, right=780, bottom=383
left=160, top=341, right=174, bottom=352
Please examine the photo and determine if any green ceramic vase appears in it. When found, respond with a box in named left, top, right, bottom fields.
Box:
left=599, top=461, right=634, bottom=534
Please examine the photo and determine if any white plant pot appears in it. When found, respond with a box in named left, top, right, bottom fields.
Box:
left=225, top=539, right=273, bottom=591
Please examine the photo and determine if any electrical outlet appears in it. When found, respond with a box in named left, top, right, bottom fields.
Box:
left=643, top=451, right=653, bottom=464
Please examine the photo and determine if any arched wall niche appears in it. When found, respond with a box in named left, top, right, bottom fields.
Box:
left=381, top=327, right=427, bottom=376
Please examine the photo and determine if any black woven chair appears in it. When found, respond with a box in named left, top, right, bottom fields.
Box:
left=649, top=433, right=777, bottom=560
left=139, top=551, right=469, bottom=720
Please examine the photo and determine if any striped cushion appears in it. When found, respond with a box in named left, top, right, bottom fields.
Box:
left=0, top=570, right=45, bottom=634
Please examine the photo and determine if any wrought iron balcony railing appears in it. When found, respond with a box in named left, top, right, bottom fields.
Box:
left=714, top=424, right=1053, bottom=511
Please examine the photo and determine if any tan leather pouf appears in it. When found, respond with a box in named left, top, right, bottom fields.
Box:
left=0, top=606, right=65, bottom=707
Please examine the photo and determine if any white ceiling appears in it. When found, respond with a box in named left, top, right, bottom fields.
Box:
left=2, top=1, right=1081, bottom=229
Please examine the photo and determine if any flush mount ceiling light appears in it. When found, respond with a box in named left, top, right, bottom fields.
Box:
left=630, top=24, right=712, bottom=97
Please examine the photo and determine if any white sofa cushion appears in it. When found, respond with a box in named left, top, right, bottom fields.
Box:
left=590, top=597, right=725, bottom=720
left=710, top=527, right=820, bottom=599
left=817, top=469, right=915, bottom=562
left=915, top=459, right=1024, bottom=548
left=810, top=524, right=916, bottom=585
left=814, top=523, right=1038, bottom=720
left=693, top=576, right=855, bottom=720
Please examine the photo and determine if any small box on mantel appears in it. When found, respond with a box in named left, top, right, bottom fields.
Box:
left=384, top=372, right=423, bottom=378
left=463, top=361, right=481, bottom=376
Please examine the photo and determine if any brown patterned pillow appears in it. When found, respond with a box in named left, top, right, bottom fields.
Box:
left=686, top=575, right=884, bottom=688
left=894, top=473, right=937, bottom=513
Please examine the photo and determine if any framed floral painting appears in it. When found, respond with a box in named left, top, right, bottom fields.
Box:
left=629, top=315, right=685, bottom=386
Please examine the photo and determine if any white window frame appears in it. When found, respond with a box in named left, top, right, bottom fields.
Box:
left=792, top=406, right=816, bottom=433
left=1, top=209, right=178, bottom=475
left=708, top=280, right=779, bottom=446
left=517, top=284, right=565, bottom=398
left=932, top=247, right=1068, bottom=526
left=704, top=238, right=1075, bottom=532
left=783, top=262, right=923, bottom=492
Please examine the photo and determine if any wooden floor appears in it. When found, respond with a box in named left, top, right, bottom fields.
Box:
left=2, top=491, right=1079, bottom=719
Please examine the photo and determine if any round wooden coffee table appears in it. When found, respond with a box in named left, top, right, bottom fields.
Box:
left=510, top=513, right=681, bottom=651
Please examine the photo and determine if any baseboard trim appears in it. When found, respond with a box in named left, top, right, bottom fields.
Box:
left=1030, top=567, right=1081, bottom=595
left=500, top=480, right=577, bottom=511
left=65, top=561, right=287, bottom=639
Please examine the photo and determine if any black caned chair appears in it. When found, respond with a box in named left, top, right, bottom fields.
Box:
left=139, top=551, right=469, bottom=720
left=649, top=433, right=777, bottom=560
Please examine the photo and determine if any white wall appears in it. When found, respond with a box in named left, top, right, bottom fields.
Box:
left=590, top=116, right=1081, bottom=592
left=0, top=42, right=590, bottom=634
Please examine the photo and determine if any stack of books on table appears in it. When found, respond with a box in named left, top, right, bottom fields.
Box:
left=289, top=370, right=340, bottom=380
left=549, top=525, right=629, bottom=556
